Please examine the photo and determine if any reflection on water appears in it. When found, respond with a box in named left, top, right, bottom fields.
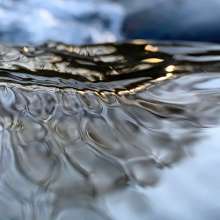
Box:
left=0, top=40, right=220, bottom=219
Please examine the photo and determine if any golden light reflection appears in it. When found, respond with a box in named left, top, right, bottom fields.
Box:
left=22, top=47, right=29, bottom=53
left=131, top=39, right=148, bottom=45
left=165, top=65, right=176, bottom=72
left=153, top=72, right=174, bottom=82
left=166, top=72, right=173, bottom=78
left=117, top=83, right=150, bottom=96
left=144, top=45, right=159, bottom=52
left=143, top=58, right=164, bottom=64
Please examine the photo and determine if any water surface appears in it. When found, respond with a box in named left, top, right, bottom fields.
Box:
left=0, top=40, right=219, bottom=219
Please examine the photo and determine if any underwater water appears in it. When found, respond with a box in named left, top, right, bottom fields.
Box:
left=0, top=40, right=219, bottom=219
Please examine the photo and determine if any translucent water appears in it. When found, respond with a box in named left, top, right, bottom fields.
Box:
left=0, top=40, right=219, bottom=219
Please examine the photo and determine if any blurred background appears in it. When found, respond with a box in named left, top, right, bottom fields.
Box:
left=0, top=0, right=220, bottom=45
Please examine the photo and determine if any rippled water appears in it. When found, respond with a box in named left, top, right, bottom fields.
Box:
left=0, top=40, right=220, bottom=219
